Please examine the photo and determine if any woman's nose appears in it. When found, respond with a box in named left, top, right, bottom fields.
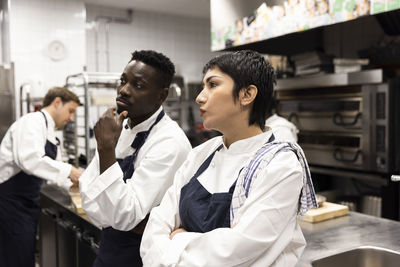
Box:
left=196, top=89, right=207, bottom=104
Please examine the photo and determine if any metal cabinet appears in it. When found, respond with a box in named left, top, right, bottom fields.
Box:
left=57, top=218, right=77, bottom=267
left=40, top=208, right=58, bottom=267
left=40, top=186, right=100, bottom=267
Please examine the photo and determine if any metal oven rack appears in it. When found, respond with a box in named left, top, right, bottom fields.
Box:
left=64, top=72, right=120, bottom=167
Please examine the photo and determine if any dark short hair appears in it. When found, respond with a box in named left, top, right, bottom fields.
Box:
left=130, top=50, right=175, bottom=89
left=202, top=50, right=276, bottom=130
left=42, top=87, right=81, bottom=107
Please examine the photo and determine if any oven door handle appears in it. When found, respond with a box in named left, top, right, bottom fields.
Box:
left=333, top=148, right=362, bottom=163
left=332, top=112, right=362, bottom=127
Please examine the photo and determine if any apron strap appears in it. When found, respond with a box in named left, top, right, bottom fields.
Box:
left=191, top=144, right=223, bottom=180
left=40, top=111, right=48, bottom=128
left=117, top=110, right=165, bottom=182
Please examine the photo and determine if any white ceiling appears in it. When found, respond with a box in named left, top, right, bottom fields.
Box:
left=83, top=0, right=211, bottom=19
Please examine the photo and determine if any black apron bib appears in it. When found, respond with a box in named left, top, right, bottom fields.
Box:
left=0, top=111, right=58, bottom=267
left=93, top=111, right=164, bottom=267
left=179, top=134, right=275, bottom=233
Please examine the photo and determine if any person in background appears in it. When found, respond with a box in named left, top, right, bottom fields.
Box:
left=265, top=98, right=299, bottom=142
left=140, top=50, right=318, bottom=267
left=0, top=86, right=82, bottom=267
left=266, top=113, right=299, bottom=142
left=79, top=50, right=191, bottom=267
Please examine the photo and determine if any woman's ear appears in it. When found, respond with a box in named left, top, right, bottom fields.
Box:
left=239, top=85, right=258, bottom=106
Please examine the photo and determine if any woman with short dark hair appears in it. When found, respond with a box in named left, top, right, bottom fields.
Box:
left=140, top=50, right=318, bottom=267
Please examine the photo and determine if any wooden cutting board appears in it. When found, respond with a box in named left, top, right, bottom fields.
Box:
left=69, top=191, right=86, bottom=215
left=302, top=202, right=349, bottom=223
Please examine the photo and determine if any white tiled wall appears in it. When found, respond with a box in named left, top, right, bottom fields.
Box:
left=85, top=4, right=216, bottom=84
left=9, top=0, right=86, bottom=118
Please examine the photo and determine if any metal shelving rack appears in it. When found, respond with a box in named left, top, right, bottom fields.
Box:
left=164, top=76, right=185, bottom=127
left=0, top=63, right=15, bottom=141
left=64, top=72, right=120, bottom=167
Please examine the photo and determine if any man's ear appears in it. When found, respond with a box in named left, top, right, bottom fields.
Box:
left=158, top=87, right=169, bottom=104
left=52, top=97, right=63, bottom=108
left=239, top=85, right=258, bottom=106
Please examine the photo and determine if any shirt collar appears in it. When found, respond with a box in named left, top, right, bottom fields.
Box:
left=220, top=129, right=274, bottom=154
left=41, top=109, right=56, bottom=130
left=125, top=106, right=164, bottom=133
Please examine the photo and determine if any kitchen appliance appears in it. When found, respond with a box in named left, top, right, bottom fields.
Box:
left=275, top=69, right=400, bottom=219
left=276, top=71, right=400, bottom=174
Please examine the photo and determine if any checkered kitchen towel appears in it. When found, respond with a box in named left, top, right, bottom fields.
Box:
left=230, top=141, right=318, bottom=226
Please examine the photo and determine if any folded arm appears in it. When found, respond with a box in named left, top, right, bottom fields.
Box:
left=141, top=151, right=303, bottom=266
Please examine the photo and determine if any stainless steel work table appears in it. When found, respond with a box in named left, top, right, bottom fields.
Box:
left=40, top=183, right=98, bottom=227
left=297, top=212, right=400, bottom=266
left=41, top=185, right=400, bottom=266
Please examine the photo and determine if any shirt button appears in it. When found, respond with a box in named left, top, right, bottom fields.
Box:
left=211, top=161, right=215, bottom=168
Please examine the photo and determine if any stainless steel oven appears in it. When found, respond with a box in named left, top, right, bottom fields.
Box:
left=276, top=78, right=400, bottom=175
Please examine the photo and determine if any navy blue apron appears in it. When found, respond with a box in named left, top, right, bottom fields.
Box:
left=179, top=134, right=275, bottom=233
left=93, top=111, right=164, bottom=267
left=0, top=111, right=58, bottom=267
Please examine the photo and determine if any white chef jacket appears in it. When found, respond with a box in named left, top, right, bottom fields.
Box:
left=0, top=110, right=71, bottom=186
left=79, top=107, right=191, bottom=231
left=265, top=114, right=299, bottom=142
left=140, top=130, right=306, bottom=267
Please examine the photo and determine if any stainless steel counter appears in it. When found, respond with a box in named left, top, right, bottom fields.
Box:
left=40, top=183, right=98, bottom=228
left=41, top=185, right=400, bottom=267
left=297, top=212, right=400, bottom=267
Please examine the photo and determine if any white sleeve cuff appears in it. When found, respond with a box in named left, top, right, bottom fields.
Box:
left=56, top=162, right=72, bottom=187
left=84, top=161, right=123, bottom=200
left=166, top=232, right=202, bottom=264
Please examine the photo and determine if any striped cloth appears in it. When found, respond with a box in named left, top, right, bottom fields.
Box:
left=230, top=141, right=318, bottom=226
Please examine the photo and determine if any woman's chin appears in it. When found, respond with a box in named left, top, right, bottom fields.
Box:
left=202, top=122, right=215, bottom=131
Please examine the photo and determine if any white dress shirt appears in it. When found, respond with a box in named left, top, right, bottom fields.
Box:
left=140, top=130, right=306, bottom=267
left=0, top=110, right=72, bottom=186
left=79, top=107, right=191, bottom=231
left=265, top=114, right=299, bottom=142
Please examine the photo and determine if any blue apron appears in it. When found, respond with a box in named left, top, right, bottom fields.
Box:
left=179, top=134, right=275, bottom=233
left=0, top=111, right=58, bottom=267
left=93, top=111, right=164, bottom=267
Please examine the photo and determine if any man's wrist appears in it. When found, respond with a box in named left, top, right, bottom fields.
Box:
left=97, top=144, right=114, bottom=153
